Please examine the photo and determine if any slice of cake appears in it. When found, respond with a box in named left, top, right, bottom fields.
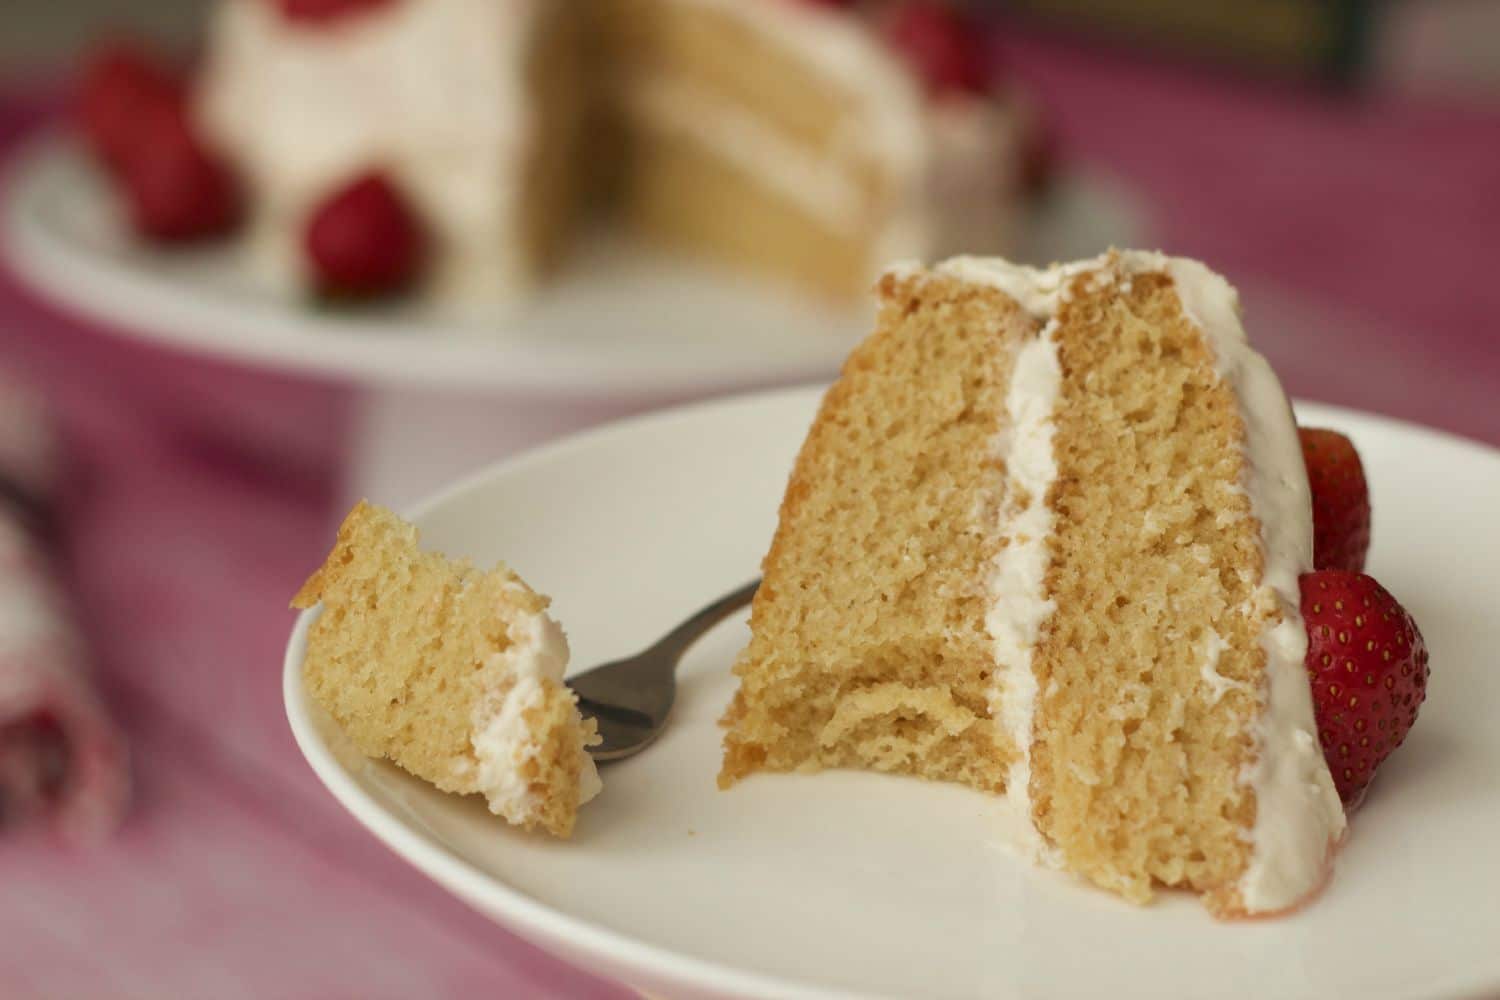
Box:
left=720, top=250, right=1347, bottom=916
left=292, top=502, right=600, bottom=838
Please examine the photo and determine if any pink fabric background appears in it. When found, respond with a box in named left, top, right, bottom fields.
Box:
left=1, top=32, right=1497, bottom=998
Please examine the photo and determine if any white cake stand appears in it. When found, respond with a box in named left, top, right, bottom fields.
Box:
left=2, top=133, right=1149, bottom=507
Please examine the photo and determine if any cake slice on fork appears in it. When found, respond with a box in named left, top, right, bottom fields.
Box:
left=293, top=502, right=600, bottom=838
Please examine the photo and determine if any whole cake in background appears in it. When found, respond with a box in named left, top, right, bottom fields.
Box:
left=720, top=250, right=1429, bottom=916
left=78, top=0, right=1054, bottom=304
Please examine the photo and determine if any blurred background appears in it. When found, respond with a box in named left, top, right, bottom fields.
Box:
left=0, top=1, right=1497, bottom=998
left=10, top=0, right=1500, bottom=90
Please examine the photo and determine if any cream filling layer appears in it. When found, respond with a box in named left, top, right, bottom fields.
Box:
left=656, top=0, right=1028, bottom=270
left=910, top=251, right=1345, bottom=912
left=668, top=0, right=929, bottom=180
left=1165, top=257, right=1346, bottom=913
left=622, top=75, right=1021, bottom=275
left=656, top=0, right=937, bottom=268
left=985, top=320, right=1063, bottom=864
left=470, top=602, right=602, bottom=822
left=618, top=77, right=870, bottom=236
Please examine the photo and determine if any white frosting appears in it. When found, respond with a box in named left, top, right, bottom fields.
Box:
left=197, top=0, right=541, bottom=302
left=925, top=254, right=1103, bottom=314
left=1167, top=256, right=1346, bottom=913
left=984, top=319, right=1063, bottom=865
left=470, top=602, right=601, bottom=821
left=915, top=250, right=1345, bottom=912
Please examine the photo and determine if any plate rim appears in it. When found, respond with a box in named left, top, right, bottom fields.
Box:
left=283, top=384, right=1500, bottom=1000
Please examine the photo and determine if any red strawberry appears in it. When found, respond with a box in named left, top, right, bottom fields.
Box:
left=1300, top=428, right=1371, bottom=572
left=303, top=172, right=424, bottom=297
left=275, top=0, right=397, bottom=23
left=119, top=99, right=242, bottom=241
left=1300, top=570, right=1429, bottom=806
left=882, top=2, right=996, bottom=98
left=76, top=41, right=183, bottom=175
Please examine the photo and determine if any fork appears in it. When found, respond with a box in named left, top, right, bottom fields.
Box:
left=567, top=579, right=759, bottom=762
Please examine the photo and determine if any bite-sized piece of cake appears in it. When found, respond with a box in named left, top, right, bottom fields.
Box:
left=721, top=250, right=1347, bottom=916
left=292, top=502, right=600, bottom=838
left=197, top=0, right=590, bottom=303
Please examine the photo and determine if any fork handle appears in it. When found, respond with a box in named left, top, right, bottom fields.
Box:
left=648, top=578, right=760, bottom=662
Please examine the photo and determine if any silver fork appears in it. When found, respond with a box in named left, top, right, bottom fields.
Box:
left=567, top=579, right=759, bottom=762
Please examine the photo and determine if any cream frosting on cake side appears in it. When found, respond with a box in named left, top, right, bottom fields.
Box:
left=1164, top=257, right=1347, bottom=913
left=617, top=79, right=1021, bottom=266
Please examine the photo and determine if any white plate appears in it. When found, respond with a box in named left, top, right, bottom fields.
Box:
left=284, top=387, right=1500, bottom=1000
left=2, top=134, right=1146, bottom=397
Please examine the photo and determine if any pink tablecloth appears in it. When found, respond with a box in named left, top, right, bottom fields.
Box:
left=1, top=37, right=1498, bottom=998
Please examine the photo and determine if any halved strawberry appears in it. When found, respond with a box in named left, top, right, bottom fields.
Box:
left=1300, top=570, right=1429, bottom=806
left=1300, top=427, right=1371, bottom=572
